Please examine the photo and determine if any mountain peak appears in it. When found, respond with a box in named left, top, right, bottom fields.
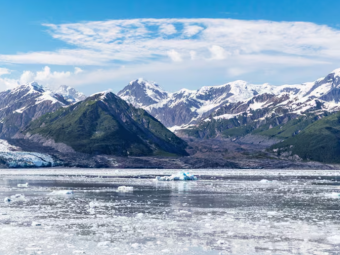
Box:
left=55, top=85, right=86, bottom=103
left=118, top=79, right=169, bottom=108
left=331, top=68, right=340, bottom=77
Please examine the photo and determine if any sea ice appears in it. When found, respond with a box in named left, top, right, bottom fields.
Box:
left=4, top=194, right=26, bottom=204
left=117, top=186, right=134, bottom=192
left=325, top=192, right=340, bottom=198
left=49, top=190, right=74, bottom=196
left=259, top=179, right=278, bottom=184
left=31, top=221, right=42, bottom=227
left=155, top=172, right=197, bottom=181
left=259, top=179, right=271, bottom=183
left=17, top=183, right=29, bottom=188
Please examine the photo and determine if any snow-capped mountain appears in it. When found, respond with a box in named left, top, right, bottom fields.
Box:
left=118, top=78, right=169, bottom=108
left=0, top=82, right=79, bottom=138
left=55, top=85, right=87, bottom=103
left=117, top=69, right=340, bottom=131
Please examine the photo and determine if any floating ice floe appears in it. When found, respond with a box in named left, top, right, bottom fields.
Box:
left=4, top=194, right=26, bottom=204
left=325, top=192, right=340, bottom=199
left=17, top=183, right=29, bottom=188
left=155, top=172, right=197, bottom=181
left=49, top=190, right=74, bottom=196
left=31, top=221, right=42, bottom=227
left=117, top=186, right=134, bottom=192
left=259, top=179, right=278, bottom=184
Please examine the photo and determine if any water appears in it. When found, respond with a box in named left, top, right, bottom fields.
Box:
left=1, top=169, right=340, bottom=254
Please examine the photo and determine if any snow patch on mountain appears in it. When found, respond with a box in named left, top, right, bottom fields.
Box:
left=117, top=69, right=340, bottom=130
left=118, top=78, right=169, bottom=108
left=55, top=85, right=87, bottom=103
left=0, top=139, right=20, bottom=152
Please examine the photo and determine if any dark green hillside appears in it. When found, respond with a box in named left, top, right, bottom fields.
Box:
left=271, top=112, right=340, bottom=163
left=24, top=92, right=188, bottom=156
left=181, top=110, right=329, bottom=141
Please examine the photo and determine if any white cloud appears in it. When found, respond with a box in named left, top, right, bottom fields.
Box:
left=74, top=67, right=83, bottom=74
left=167, top=50, right=182, bottom=62
left=183, top=25, right=204, bottom=37
left=2, top=18, right=340, bottom=93
left=20, top=71, right=35, bottom=85
left=189, top=50, right=197, bottom=60
left=0, top=66, right=85, bottom=91
left=159, top=24, right=177, bottom=35
left=209, top=45, right=227, bottom=60
left=0, top=68, right=10, bottom=76
left=1, top=18, right=340, bottom=66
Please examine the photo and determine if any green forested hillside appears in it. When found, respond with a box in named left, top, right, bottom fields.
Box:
left=24, top=92, right=188, bottom=156
left=271, top=112, right=340, bottom=163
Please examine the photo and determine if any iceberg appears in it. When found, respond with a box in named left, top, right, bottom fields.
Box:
left=49, top=190, right=74, bottom=196
left=4, top=194, right=26, bottom=204
left=155, top=172, right=197, bottom=181
left=17, top=183, right=29, bottom=188
left=325, top=192, right=340, bottom=199
left=117, top=186, right=134, bottom=192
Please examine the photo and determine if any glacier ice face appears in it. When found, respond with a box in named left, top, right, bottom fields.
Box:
left=0, top=151, right=54, bottom=168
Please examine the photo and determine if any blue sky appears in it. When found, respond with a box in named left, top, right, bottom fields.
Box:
left=1, top=0, right=340, bottom=94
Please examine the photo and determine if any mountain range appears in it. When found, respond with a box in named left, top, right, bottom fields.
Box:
left=2, top=68, right=340, bottom=168
left=118, top=70, right=340, bottom=132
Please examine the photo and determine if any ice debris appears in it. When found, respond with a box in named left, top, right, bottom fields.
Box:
left=155, top=172, right=197, bottom=181
left=31, top=221, right=42, bottom=227
left=325, top=192, right=340, bottom=199
left=259, top=179, right=278, bottom=184
left=17, top=183, right=29, bottom=188
left=117, top=186, right=134, bottom=192
left=49, top=190, right=73, bottom=196
left=4, top=194, right=26, bottom=204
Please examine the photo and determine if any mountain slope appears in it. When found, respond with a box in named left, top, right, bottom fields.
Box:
left=0, top=82, right=72, bottom=138
left=23, top=92, right=188, bottom=156
left=270, top=112, right=340, bottom=163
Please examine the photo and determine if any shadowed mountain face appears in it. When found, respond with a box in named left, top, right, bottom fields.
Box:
left=270, top=111, right=340, bottom=163
left=23, top=92, right=188, bottom=157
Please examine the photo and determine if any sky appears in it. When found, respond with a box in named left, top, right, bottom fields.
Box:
left=1, top=0, right=340, bottom=94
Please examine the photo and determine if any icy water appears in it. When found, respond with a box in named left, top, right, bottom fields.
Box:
left=1, top=169, right=340, bottom=254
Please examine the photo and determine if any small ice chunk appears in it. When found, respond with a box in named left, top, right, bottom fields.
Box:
left=259, top=179, right=272, bottom=184
left=97, top=241, right=110, bottom=247
left=73, top=251, right=86, bottom=254
left=49, top=190, right=74, bottom=196
left=4, top=194, right=26, bottom=204
left=117, top=186, right=133, bottom=192
left=136, top=213, right=144, bottom=218
left=267, top=211, right=278, bottom=216
left=327, top=235, right=340, bottom=244
left=31, top=221, right=42, bottom=227
left=325, top=192, right=340, bottom=199
left=155, top=172, right=197, bottom=181
left=131, top=243, right=141, bottom=249
left=4, top=197, right=11, bottom=203
left=17, top=183, right=29, bottom=188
